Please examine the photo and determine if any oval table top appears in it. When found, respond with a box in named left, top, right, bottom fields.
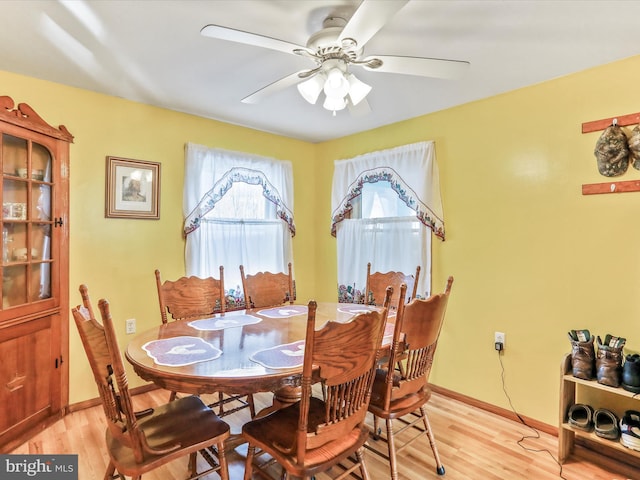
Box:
left=125, top=302, right=394, bottom=396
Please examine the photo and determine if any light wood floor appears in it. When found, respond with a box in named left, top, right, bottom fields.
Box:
left=11, top=389, right=637, bottom=480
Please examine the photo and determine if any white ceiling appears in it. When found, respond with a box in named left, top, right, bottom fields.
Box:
left=2, top=0, right=640, bottom=143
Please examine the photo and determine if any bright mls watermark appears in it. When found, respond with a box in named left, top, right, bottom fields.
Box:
left=0, top=455, right=77, bottom=479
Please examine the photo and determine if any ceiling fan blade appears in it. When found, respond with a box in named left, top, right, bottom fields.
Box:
left=339, top=0, right=409, bottom=49
left=363, top=55, right=470, bottom=79
left=201, top=24, right=314, bottom=56
left=241, top=70, right=312, bottom=104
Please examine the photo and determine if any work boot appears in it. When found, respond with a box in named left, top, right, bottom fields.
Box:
left=596, top=334, right=626, bottom=387
left=622, top=354, right=640, bottom=393
left=568, top=329, right=595, bottom=380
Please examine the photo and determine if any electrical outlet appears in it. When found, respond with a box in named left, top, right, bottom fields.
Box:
left=494, top=331, right=505, bottom=350
left=125, top=318, right=136, bottom=335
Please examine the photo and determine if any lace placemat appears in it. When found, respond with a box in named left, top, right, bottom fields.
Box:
left=142, top=336, right=222, bottom=367
left=337, top=304, right=397, bottom=319
left=249, top=340, right=305, bottom=370
left=257, top=305, right=308, bottom=318
left=188, top=314, right=261, bottom=331
left=249, top=322, right=396, bottom=370
left=336, top=304, right=377, bottom=314
left=382, top=322, right=395, bottom=346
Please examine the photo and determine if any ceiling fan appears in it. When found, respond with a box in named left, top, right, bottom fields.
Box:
left=200, top=0, right=470, bottom=115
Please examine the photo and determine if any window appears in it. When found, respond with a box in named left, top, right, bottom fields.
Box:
left=331, top=142, right=444, bottom=302
left=208, top=182, right=275, bottom=220
left=183, top=144, right=295, bottom=308
left=352, top=181, right=415, bottom=218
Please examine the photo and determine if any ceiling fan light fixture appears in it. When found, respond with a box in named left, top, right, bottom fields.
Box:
left=323, top=95, right=347, bottom=113
left=297, top=73, right=325, bottom=104
left=346, top=73, right=371, bottom=106
left=323, top=67, right=350, bottom=98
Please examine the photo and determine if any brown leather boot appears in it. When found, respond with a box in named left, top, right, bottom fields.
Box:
left=568, top=330, right=595, bottom=380
left=596, top=334, right=626, bottom=387
left=622, top=354, right=640, bottom=393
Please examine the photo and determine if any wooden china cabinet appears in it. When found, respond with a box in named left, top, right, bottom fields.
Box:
left=0, top=96, right=72, bottom=450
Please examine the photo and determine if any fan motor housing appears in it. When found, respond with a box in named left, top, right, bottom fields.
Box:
left=307, top=26, right=361, bottom=62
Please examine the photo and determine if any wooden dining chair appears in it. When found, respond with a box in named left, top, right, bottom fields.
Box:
left=155, top=268, right=255, bottom=418
left=365, top=262, right=420, bottom=307
left=71, top=284, right=230, bottom=480
left=156, top=267, right=226, bottom=323
left=241, top=287, right=392, bottom=480
left=366, top=276, right=454, bottom=480
left=239, top=262, right=295, bottom=309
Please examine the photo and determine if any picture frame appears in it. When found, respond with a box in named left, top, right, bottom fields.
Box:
left=105, top=156, right=161, bottom=219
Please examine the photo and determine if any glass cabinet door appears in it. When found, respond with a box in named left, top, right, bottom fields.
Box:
left=2, top=133, right=54, bottom=308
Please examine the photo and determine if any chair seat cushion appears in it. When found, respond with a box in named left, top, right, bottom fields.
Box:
left=242, top=397, right=368, bottom=473
left=107, top=395, right=230, bottom=475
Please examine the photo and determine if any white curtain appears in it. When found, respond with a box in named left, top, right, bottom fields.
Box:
left=336, top=217, right=431, bottom=299
left=185, top=219, right=291, bottom=296
left=332, top=141, right=444, bottom=300
left=183, top=143, right=294, bottom=295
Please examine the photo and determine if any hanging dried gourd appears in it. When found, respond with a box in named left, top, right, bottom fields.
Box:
left=594, top=123, right=629, bottom=177
left=628, top=124, right=640, bottom=170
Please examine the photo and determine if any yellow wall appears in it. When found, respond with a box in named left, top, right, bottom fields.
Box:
left=319, top=55, right=640, bottom=425
left=0, top=70, right=317, bottom=404
left=2, top=53, right=639, bottom=427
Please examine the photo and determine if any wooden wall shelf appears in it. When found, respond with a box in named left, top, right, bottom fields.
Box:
left=582, top=180, right=640, bottom=195
left=582, top=112, right=640, bottom=134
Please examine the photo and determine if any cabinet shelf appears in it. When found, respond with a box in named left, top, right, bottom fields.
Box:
left=2, top=173, right=50, bottom=183
left=559, top=354, right=640, bottom=464
left=3, top=260, right=52, bottom=266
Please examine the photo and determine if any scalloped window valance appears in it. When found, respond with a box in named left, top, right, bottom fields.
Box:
left=183, top=143, right=295, bottom=236
left=330, top=141, right=444, bottom=240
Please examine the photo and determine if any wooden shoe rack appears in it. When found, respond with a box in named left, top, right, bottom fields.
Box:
left=559, top=353, right=640, bottom=464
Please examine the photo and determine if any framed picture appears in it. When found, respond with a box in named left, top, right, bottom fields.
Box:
left=105, top=156, right=161, bottom=219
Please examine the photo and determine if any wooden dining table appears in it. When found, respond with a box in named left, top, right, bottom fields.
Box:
left=125, top=302, right=394, bottom=407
